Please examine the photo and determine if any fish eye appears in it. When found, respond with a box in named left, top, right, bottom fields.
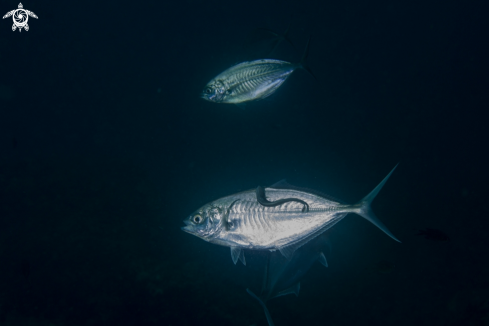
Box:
left=193, top=214, right=203, bottom=224
left=205, top=88, right=212, bottom=94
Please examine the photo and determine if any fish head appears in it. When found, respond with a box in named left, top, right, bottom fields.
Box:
left=181, top=204, right=227, bottom=241
left=201, top=79, right=229, bottom=103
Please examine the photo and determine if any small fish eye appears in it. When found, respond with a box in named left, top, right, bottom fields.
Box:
left=193, top=214, right=203, bottom=224
left=205, top=88, right=212, bottom=94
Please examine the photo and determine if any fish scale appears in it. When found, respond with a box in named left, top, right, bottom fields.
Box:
left=227, top=196, right=345, bottom=249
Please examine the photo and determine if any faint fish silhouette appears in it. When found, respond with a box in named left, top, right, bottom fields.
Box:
left=246, top=234, right=330, bottom=326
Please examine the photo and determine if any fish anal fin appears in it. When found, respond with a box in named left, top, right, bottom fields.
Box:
left=239, top=248, right=246, bottom=265
left=278, top=243, right=299, bottom=260
left=318, top=252, right=328, bottom=268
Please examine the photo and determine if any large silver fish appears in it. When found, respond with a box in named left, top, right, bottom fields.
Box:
left=201, top=38, right=315, bottom=105
left=182, top=165, right=400, bottom=265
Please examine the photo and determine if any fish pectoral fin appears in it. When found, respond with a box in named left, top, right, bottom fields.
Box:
left=318, top=252, right=328, bottom=268
left=230, top=246, right=246, bottom=265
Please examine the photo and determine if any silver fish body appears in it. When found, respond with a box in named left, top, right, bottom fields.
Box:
left=201, top=59, right=299, bottom=104
left=182, top=165, right=400, bottom=264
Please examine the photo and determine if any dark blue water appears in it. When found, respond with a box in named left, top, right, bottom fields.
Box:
left=0, top=0, right=487, bottom=325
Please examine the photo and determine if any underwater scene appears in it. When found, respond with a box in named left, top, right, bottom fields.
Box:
left=0, top=0, right=487, bottom=325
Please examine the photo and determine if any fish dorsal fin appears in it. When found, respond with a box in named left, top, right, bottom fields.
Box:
left=269, top=179, right=291, bottom=188
left=269, top=179, right=346, bottom=204
left=318, top=252, right=328, bottom=267
left=230, top=246, right=246, bottom=265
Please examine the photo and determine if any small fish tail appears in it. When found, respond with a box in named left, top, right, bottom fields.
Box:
left=298, top=36, right=318, bottom=83
left=246, top=288, right=275, bottom=326
left=354, top=164, right=401, bottom=243
left=282, top=21, right=295, bottom=49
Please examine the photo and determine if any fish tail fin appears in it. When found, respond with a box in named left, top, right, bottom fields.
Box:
left=282, top=21, right=295, bottom=50
left=354, top=164, right=401, bottom=243
left=298, top=36, right=318, bottom=83
left=257, top=20, right=296, bottom=55
left=246, top=288, right=275, bottom=326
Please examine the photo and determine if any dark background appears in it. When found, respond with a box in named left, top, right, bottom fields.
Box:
left=0, top=0, right=488, bottom=325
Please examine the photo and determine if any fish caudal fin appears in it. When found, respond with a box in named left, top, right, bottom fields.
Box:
left=354, top=164, right=401, bottom=243
left=298, top=36, right=318, bottom=83
left=246, top=288, right=275, bottom=326
left=281, top=21, right=295, bottom=50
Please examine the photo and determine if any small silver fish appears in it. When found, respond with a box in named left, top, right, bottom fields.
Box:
left=182, top=165, right=400, bottom=265
left=201, top=38, right=315, bottom=105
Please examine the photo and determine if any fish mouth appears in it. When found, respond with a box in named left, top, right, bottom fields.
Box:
left=181, top=219, right=195, bottom=233
left=181, top=226, right=194, bottom=234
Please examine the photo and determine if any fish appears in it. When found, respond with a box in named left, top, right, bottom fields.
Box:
left=247, top=234, right=330, bottom=326
left=201, top=37, right=316, bottom=105
left=182, top=165, right=400, bottom=265
left=416, top=228, right=450, bottom=241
